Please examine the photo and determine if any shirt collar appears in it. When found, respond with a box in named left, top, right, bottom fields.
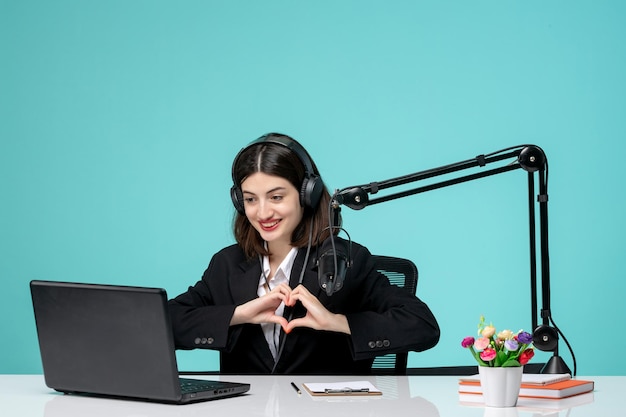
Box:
left=260, top=246, right=299, bottom=288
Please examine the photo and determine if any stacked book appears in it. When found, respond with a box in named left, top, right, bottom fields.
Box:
left=458, top=373, right=595, bottom=410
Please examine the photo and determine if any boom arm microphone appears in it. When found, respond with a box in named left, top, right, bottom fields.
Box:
left=316, top=196, right=353, bottom=296
left=316, top=235, right=351, bottom=296
left=316, top=197, right=353, bottom=296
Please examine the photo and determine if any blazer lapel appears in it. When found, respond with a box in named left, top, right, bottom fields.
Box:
left=228, top=256, right=277, bottom=370
left=229, top=257, right=262, bottom=305
left=289, top=247, right=326, bottom=298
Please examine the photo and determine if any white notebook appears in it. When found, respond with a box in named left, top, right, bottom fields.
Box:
left=303, top=380, right=382, bottom=396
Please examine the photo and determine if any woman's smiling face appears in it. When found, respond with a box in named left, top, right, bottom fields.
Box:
left=241, top=171, right=304, bottom=252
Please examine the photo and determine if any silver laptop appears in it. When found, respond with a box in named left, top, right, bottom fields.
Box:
left=30, top=280, right=250, bottom=404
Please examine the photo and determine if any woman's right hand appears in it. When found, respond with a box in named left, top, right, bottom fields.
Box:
left=230, top=283, right=291, bottom=328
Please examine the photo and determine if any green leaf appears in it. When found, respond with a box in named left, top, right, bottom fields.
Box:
left=502, top=359, right=521, bottom=367
left=469, top=347, right=488, bottom=366
left=495, top=350, right=508, bottom=367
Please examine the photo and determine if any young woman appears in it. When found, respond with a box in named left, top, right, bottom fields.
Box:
left=168, top=133, right=440, bottom=374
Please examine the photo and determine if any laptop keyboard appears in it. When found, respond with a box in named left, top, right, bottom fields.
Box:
left=179, top=378, right=226, bottom=394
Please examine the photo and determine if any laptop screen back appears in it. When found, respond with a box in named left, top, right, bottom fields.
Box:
left=30, top=281, right=184, bottom=402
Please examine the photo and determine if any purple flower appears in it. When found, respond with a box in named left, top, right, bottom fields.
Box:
left=461, top=336, right=475, bottom=348
left=504, top=339, right=519, bottom=351
left=517, top=331, right=533, bottom=344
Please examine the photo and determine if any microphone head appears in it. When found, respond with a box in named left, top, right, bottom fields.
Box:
left=317, top=250, right=348, bottom=296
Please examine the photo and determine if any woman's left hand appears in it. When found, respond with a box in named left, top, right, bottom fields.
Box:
left=282, top=285, right=351, bottom=335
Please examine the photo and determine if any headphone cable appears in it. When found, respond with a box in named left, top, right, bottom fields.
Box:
left=270, top=217, right=314, bottom=374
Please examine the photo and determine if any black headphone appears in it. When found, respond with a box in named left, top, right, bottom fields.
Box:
left=230, top=133, right=325, bottom=215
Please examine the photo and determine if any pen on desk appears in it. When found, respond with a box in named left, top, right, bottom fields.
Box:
left=290, top=382, right=301, bottom=395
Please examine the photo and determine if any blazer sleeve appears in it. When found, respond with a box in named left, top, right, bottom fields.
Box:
left=167, top=246, right=248, bottom=351
left=340, top=244, right=440, bottom=360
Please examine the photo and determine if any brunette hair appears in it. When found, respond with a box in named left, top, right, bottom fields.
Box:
left=232, top=133, right=333, bottom=259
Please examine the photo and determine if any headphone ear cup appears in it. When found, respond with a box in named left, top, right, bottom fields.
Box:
left=300, top=174, right=324, bottom=209
left=532, top=324, right=559, bottom=352
left=230, top=185, right=245, bottom=215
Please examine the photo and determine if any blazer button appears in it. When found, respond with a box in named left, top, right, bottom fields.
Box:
left=368, top=341, right=376, bottom=349
left=375, top=340, right=383, bottom=348
left=194, top=337, right=201, bottom=345
left=201, top=338, right=208, bottom=344
left=207, top=337, right=214, bottom=345
left=383, top=339, right=390, bottom=347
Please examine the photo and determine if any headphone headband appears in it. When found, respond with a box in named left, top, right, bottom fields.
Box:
left=230, top=133, right=324, bottom=214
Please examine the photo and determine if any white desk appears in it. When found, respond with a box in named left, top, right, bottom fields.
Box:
left=0, top=375, right=622, bottom=417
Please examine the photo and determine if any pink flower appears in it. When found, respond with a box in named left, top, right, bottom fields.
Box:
left=480, top=347, right=497, bottom=362
left=461, top=337, right=475, bottom=348
left=474, top=337, right=490, bottom=351
left=519, top=348, right=535, bottom=365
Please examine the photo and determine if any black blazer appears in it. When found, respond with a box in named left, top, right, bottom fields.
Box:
left=168, top=239, right=440, bottom=374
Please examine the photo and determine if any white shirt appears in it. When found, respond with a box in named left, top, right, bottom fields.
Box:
left=257, top=247, right=298, bottom=360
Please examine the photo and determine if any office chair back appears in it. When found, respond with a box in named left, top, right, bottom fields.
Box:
left=370, top=255, right=418, bottom=375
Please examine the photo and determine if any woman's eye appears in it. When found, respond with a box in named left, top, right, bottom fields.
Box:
left=244, top=197, right=256, bottom=203
left=271, top=195, right=283, bottom=201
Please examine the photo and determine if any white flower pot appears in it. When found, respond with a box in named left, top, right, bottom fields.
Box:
left=478, top=366, right=524, bottom=407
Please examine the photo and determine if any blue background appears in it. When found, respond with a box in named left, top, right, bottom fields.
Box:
left=2, top=1, right=625, bottom=376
